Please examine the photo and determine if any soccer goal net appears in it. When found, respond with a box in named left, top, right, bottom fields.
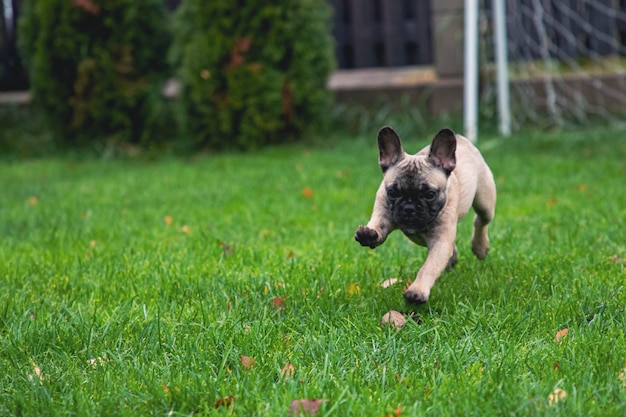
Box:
left=480, top=0, right=626, bottom=131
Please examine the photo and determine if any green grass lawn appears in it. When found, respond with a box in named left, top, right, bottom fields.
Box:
left=1, top=126, right=625, bottom=416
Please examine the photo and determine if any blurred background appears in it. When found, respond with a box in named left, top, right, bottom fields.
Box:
left=2, top=0, right=626, bottom=154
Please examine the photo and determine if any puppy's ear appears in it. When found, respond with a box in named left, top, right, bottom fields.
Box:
left=429, top=128, right=457, bottom=174
left=378, top=126, right=405, bottom=173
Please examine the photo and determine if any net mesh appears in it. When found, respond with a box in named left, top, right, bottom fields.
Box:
left=480, top=0, right=626, bottom=129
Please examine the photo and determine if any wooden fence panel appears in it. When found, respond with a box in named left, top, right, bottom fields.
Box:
left=330, top=0, right=434, bottom=69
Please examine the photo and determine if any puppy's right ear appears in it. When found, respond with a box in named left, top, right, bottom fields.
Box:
left=378, top=126, right=405, bottom=173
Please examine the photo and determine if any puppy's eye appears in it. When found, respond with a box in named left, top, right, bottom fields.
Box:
left=424, top=190, right=437, bottom=200
left=387, top=186, right=400, bottom=198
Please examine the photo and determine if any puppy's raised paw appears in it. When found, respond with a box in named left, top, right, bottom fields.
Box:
left=354, top=226, right=380, bottom=249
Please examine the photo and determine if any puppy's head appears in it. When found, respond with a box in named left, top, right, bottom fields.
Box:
left=377, top=126, right=457, bottom=235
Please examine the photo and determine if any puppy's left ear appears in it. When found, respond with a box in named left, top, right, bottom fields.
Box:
left=429, top=128, right=457, bottom=174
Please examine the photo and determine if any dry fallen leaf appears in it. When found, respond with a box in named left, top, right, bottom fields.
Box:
left=381, top=278, right=401, bottom=288
left=181, top=225, right=191, bottom=235
left=27, top=196, right=38, bottom=206
left=218, top=241, right=232, bottom=256
left=164, top=215, right=173, bottom=226
left=394, top=374, right=406, bottom=384
left=289, top=399, right=327, bottom=416
left=546, top=197, right=558, bottom=206
left=87, top=355, right=108, bottom=369
left=240, top=356, right=255, bottom=370
left=301, top=187, right=314, bottom=199
left=577, top=183, right=587, bottom=192
left=382, top=406, right=403, bottom=417
left=214, top=395, right=235, bottom=408
left=273, top=296, right=286, bottom=311
left=548, top=388, right=567, bottom=406
left=162, top=385, right=180, bottom=397
left=281, top=363, right=295, bottom=380
left=380, top=310, right=407, bottom=330
left=29, top=360, right=43, bottom=384
left=554, top=328, right=569, bottom=343
left=610, top=254, right=626, bottom=264
left=619, top=366, right=626, bottom=388
left=347, top=283, right=361, bottom=295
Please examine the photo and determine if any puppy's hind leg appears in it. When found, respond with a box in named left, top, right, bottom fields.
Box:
left=471, top=175, right=496, bottom=260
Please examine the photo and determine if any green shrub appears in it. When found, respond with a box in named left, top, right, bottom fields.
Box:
left=170, top=0, right=335, bottom=149
left=17, top=0, right=171, bottom=146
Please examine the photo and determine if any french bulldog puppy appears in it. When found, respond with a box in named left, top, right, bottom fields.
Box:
left=355, top=126, right=496, bottom=305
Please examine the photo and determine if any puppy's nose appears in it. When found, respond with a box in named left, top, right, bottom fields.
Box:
left=402, top=205, right=417, bottom=216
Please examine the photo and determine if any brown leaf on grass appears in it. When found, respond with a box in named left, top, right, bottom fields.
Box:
left=347, top=283, right=361, bottom=295
left=29, top=360, right=43, bottom=384
left=394, top=374, right=406, bottom=384
left=218, top=241, right=232, bottom=256
left=162, top=385, right=180, bottom=398
left=546, top=197, right=558, bottom=206
left=381, top=278, right=401, bottom=288
left=610, top=254, right=626, bottom=264
left=301, top=187, right=314, bottom=199
left=27, top=196, right=38, bottom=206
left=382, top=406, right=403, bottom=417
left=289, top=399, right=327, bottom=416
left=240, top=356, right=255, bottom=370
left=273, top=296, right=286, bottom=311
left=577, top=183, right=587, bottom=192
left=554, top=328, right=569, bottom=343
left=215, top=395, right=235, bottom=408
left=164, top=215, right=173, bottom=226
left=548, top=388, right=567, bottom=406
left=181, top=225, right=191, bottom=235
left=618, top=366, right=626, bottom=387
left=380, top=310, right=406, bottom=330
left=281, top=363, right=295, bottom=380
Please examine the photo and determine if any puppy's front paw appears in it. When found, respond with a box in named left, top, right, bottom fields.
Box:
left=403, top=288, right=429, bottom=305
left=355, top=226, right=380, bottom=249
left=471, top=239, right=489, bottom=260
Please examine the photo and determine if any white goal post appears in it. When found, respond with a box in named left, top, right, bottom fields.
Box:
left=465, top=0, right=511, bottom=141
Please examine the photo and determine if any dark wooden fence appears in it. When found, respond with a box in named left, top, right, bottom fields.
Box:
left=330, top=0, right=434, bottom=69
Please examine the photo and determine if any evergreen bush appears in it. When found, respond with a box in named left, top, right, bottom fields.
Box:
left=18, top=0, right=171, bottom=146
left=170, top=0, right=335, bottom=149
